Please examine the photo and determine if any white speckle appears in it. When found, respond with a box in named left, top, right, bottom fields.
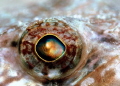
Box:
left=81, top=77, right=94, bottom=86
left=101, top=57, right=120, bottom=79
left=100, top=59, right=107, bottom=65
left=37, top=72, right=43, bottom=76
left=50, top=22, right=55, bottom=26
left=0, top=77, right=5, bottom=83
left=73, top=15, right=82, bottom=18
left=26, top=81, right=43, bottom=86
left=34, top=17, right=40, bottom=20
left=113, top=58, right=120, bottom=79
left=41, top=22, right=46, bottom=26
left=8, top=78, right=42, bottom=86
left=0, top=67, right=4, bottom=74
left=8, top=70, right=18, bottom=77
left=48, top=69, right=60, bottom=78
left=0, top=28, right=4, bottom=34
left=7, top=79, right=27, bottom=86
left=7, top=78, right=43, bottom=86
left=115, top=64, right=120, bottom=79
left=58, top=23, right=63, bottom=27
left=0, top=54, right=8, bottom=74
left=7, top=28, right=15, bottom=33
left=18, top=21, right=23, bottom=26
left=101, top=60, right=114, bottom=77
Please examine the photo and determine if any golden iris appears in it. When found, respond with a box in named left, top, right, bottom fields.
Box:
left=35, top=35, right=66, bottom=62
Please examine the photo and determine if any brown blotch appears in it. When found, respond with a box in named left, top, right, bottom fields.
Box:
left=54, top=22, right=58, bottom=26
left=46, top=22, right=50, bottom=26
left=41, top=66, right=48, bottom=75
left=75, top=56, right=117, bottom=86
left=101, top=36, right=117, bottom=43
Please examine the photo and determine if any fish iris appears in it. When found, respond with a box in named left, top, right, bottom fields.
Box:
left=36, top=35, right=66, bottom=62
left=19, top=18, right=82, bottom=80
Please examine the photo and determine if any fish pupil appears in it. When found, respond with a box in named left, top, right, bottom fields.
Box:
left=36, top=35, right=65, bottom=62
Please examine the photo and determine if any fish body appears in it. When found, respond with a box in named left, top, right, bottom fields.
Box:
left=0, top=0, right=120, bottom=86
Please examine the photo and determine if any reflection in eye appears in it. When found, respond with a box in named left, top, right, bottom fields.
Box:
left=35, top=34, right=66, bottom=62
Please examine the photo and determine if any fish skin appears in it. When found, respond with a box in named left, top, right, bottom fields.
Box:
left=0, top=0, right=120, bottom=86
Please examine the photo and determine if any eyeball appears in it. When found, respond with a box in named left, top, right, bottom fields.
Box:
left=19, top=18, right=82, bottom=81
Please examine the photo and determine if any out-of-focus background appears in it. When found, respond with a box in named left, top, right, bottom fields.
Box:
left=0, top=0, right=120, bottom=22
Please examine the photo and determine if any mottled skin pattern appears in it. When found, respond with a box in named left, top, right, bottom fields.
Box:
left=0, top=0, right=120, bottom=86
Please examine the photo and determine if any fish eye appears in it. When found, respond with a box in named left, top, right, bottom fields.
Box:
left=19, top=18, right=83, bottom=81
left=35, top=34, right=66, bottom=62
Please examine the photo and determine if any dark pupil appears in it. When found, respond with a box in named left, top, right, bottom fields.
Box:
left=36, top=35, right=65, bottom=61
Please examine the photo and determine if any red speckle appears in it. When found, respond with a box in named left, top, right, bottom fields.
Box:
left=53, top=28, right=58, bottom=30
left=39, top=28, right=46, bottom=32
left=26, top=58, right=29, bottom=60
left=22, top=41, right=34, bottom=55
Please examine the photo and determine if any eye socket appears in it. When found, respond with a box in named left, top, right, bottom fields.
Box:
left=19, top=18, right=82, bottom=81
